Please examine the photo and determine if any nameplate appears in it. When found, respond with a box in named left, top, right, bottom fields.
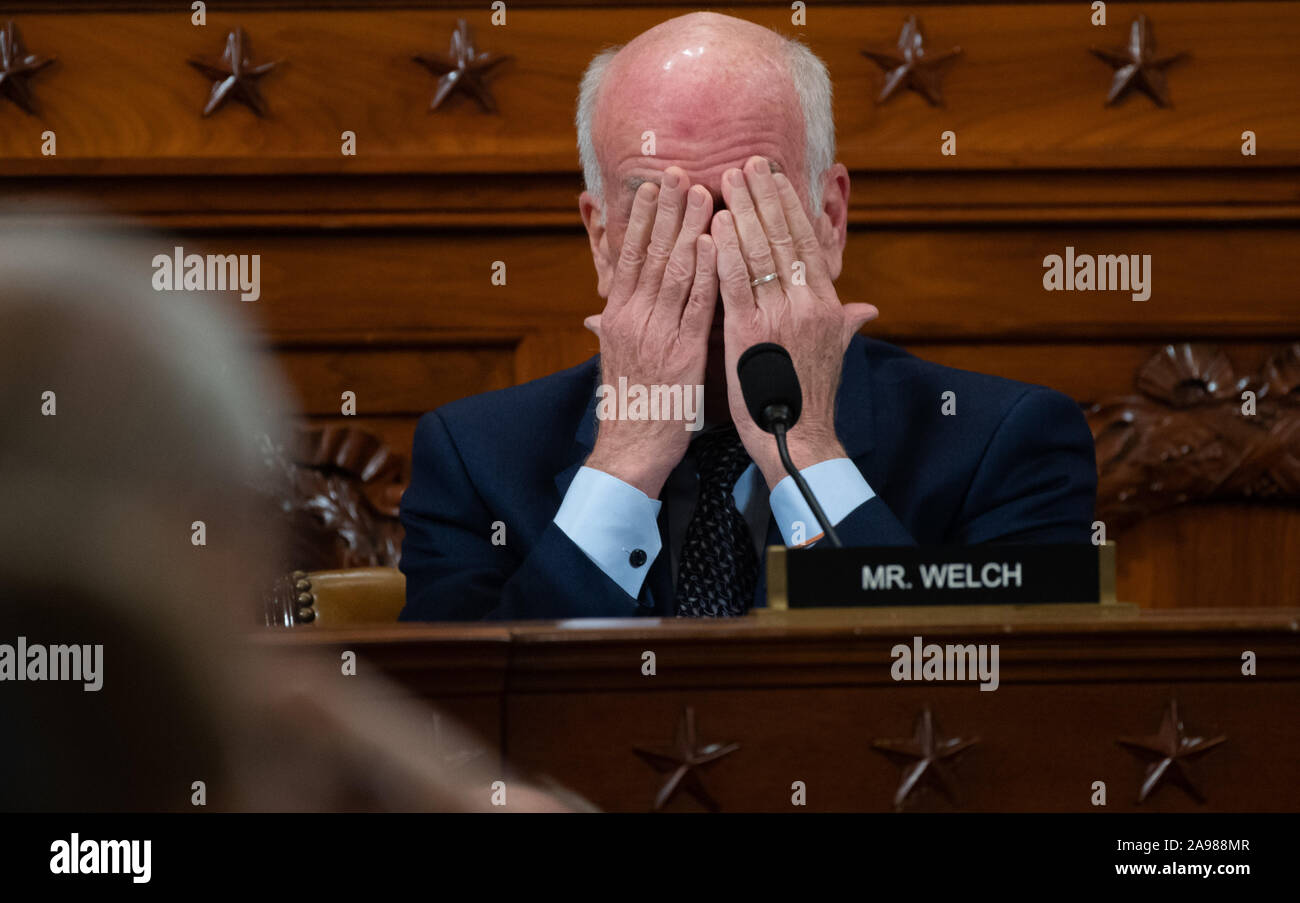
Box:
left=765, top=544, right=1115, bottom=609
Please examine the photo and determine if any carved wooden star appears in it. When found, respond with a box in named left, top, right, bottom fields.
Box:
left=631, top=706, right=739, bottom=812
left=412, top=19, right=512, bottom=113
left=0, top=21, right=56, bottom=116
left=1090, top=15, right=1188, bottom=107
left=872, top=706, right=979, bottom=810
left=861, top=15, right=962, bottom=106
left=1117, top=699, right=1226, bottom=803
left=188, top=27, right=280, bottom=118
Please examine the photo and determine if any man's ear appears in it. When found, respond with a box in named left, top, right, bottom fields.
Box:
left=816, top=163, right=850, bottom=281
left=579, top=190, right=613, bottom=298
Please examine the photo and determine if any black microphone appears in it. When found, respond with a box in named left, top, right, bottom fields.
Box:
left=736, top=342, right=842, bottom=549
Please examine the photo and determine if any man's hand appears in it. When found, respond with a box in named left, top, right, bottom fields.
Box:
left=712, top=156, right=878, bottom=489
left=583, top=166, right=718, bottom=498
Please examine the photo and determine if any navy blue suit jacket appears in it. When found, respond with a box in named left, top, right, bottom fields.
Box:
left=399, top=336, right=1097, bottom=621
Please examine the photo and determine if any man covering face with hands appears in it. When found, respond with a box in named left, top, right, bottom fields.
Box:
left=399, top=12, right=1097, bottom=621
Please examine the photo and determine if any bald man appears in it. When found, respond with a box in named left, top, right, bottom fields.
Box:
left=399, top=13, right=1096, bottom=621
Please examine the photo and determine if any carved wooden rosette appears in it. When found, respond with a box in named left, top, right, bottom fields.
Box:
left=258, top=425, right=406, bottom=626
left=1088, top=343, right=1300, bottom=530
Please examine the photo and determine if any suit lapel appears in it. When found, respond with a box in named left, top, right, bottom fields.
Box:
left=647, top=510, right=674, bottom=615
left=836, top=335, right=875, bottom=462
left=753, top=516, right=782, bottom=608
left=552, top=360, right=601, bottom=499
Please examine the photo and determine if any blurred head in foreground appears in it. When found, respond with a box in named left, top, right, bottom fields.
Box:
left=0, top=218, right=585, bottom=812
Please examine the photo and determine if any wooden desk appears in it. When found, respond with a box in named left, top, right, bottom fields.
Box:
left=257, top=607, right=1300, bottom=812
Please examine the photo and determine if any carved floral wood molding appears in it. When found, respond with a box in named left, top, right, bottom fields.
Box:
left=252, top=344, right=1300, bottom=577
left=257, top=425, right=406, bottom=572
left=1087, top=343, right=1300, bottom=530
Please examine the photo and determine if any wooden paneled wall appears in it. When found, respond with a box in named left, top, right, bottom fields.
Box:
left=3, top=2, right=1298, bottom=606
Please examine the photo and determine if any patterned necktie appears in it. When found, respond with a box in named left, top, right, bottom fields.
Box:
left=675, top=426, right=759, bottom=617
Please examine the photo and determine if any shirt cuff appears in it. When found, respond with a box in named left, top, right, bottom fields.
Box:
left=554, top=466, right=663, bottom=599
left=769, top=457, right=875, bottom=547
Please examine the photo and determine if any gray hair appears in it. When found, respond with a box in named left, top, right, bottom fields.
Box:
left=0, top=215, right=292, bottom=638
left=576, top=35, right=835, bottom=217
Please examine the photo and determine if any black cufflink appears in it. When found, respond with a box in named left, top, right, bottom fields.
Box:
left=628, top=549, right=647, bottom=567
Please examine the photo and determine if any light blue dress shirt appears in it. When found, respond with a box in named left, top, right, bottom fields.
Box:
left=554, top=456, right=875, bottom=598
